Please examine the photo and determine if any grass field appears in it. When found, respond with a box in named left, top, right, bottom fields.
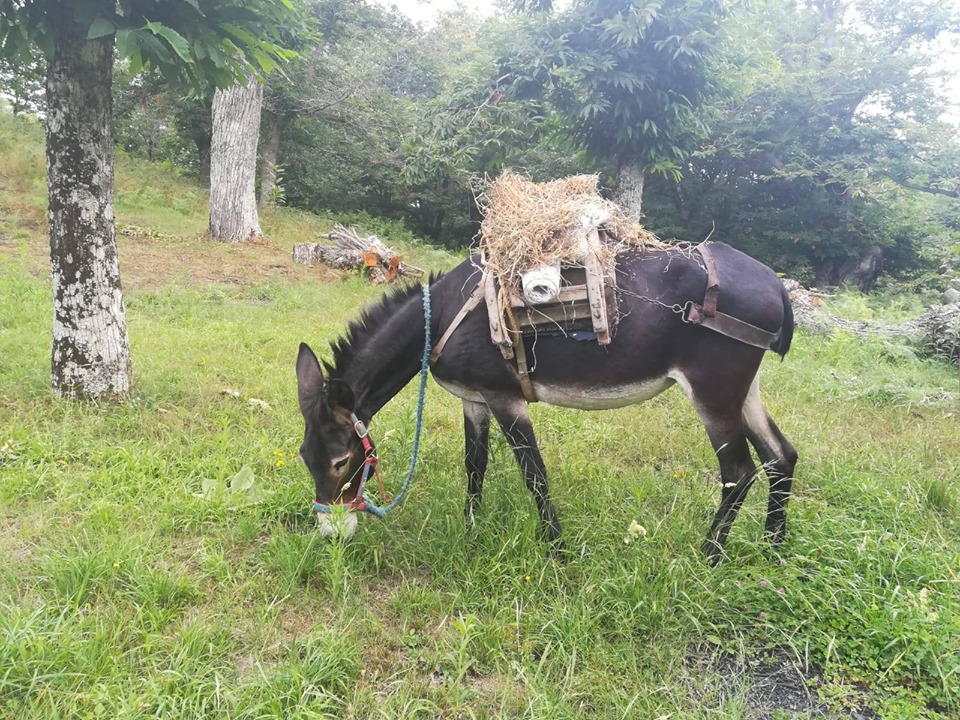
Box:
left=1, top=111, right=959, bottom=719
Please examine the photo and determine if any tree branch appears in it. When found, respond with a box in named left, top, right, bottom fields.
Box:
left=893, top=178, right=960, bottom=199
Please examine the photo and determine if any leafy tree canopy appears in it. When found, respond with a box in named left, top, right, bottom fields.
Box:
left=0, top=51, right=44, bottom=114
left=502, top=0, right=727, bottom=177
left=643, top=0, right=960, bottom=286
left=0, top=0, right=308, bottom=89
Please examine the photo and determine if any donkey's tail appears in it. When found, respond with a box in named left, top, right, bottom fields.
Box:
left=770, top=282, right=794, bottom=359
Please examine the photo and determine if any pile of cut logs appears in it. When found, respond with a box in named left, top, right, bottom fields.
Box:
left=292, top=224, right=423, bottom=284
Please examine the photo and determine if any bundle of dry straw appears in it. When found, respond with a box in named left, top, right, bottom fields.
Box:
left=477, top=170, right=662, bottom=295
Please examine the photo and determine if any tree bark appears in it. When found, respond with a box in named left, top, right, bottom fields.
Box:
left=44, top=7, right=131, bottom=400
left=259, top=109, right=286, bottom=208
left=837, top=245, right=884, bottom=292
left=614, top=162, right=645, bottom=220
left=209, top=77, right=263, bottom=242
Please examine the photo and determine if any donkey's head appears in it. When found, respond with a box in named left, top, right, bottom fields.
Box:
left=296, top=343, right=368, bottom=535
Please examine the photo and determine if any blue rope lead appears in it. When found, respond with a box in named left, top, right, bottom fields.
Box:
left=360, top=283, right=432, bottom=518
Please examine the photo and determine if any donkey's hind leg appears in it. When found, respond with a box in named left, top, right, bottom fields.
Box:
left=741, top=373, right=798, bottom=545
left=700, top=415, right=758, bottom=564
left=674, top=369, right=759, bottom=563
left=463, top=399, right=491, bottom=527
left=486, top=393, right=562, bottom=543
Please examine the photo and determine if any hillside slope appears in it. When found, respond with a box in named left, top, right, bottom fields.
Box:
left=0, top=111, right=457, bottom=293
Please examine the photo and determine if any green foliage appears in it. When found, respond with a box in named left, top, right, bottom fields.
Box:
left=0, top=0, right=309, bottom=91
left=643, top=0, right=960, bottom=285
left=0, top=52, right=44, bottom=115
left=503, top=0, right=726, bottom=174
left=282, top=111, right=408, bottom=218
left=263, top=1, right=456, bottom=236
left=400, top=10, right=596, bottom=245
left=113, top=65, right=197, bottom=167
left=398, top=0, right=726, bottom=243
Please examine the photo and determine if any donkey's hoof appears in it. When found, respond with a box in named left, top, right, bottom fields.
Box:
left=547, top=538, right=572, bottom=561
left=701, top=538, right=725, bottom=566
left=765, top=521, right=787, bottom=545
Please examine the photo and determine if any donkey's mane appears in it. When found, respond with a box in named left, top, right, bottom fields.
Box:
left=325, top=275, right=441, bottom=381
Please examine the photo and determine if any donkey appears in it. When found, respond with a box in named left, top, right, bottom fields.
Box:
left=295, top=243, right=797, bottom=562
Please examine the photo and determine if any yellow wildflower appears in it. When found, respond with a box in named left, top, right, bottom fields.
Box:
left=623, top=520, right=647, bottom=545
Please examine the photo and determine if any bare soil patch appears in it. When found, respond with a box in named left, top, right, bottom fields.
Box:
left=118, top=231, right=339, bottom=292
left=1, top=224, right=339, bottom=291
left=685, top=647, right=878, bottom=719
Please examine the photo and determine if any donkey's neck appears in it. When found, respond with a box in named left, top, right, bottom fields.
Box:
left=336, top=288, right=428, bottom=422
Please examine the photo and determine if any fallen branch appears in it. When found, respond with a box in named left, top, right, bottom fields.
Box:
left=292, top=224, right=424, bottom=283
left=783, top=278, right=960, bottom=367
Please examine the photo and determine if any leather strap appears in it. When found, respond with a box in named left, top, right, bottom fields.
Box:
left=698, top=241, right=720, bottom=318
left=429, top=275, right=485, bottom=366
left=692, top=310, right=777, bottom=350
left=504, top=304, right=538, bottom=403
left=430, top=271, right=538, bottom=402
left=686, top=242, right=777, bottom=351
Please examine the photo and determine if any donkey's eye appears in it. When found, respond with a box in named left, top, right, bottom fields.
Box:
left=332, top=455, right=350, bottom=471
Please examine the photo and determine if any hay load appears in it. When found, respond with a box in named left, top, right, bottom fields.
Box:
left=477, top=170, right=662, bottom=304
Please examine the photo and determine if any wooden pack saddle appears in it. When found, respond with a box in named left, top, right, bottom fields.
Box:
left=430, top=232, right=619, bottom=403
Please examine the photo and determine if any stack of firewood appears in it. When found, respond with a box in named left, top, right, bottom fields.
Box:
left=292, top=224, right=423, bottom=283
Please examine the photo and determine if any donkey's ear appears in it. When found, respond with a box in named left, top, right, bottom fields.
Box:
left=327, top=379, right=356, bottom=415
left=296, top=343, right=324, bottom=417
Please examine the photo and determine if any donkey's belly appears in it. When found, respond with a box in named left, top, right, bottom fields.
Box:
left=532, top=376, right=675, bottom=410
left=433, top=372, right=675, bottom=410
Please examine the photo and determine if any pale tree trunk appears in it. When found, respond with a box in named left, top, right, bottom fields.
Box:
left=45, top=7, right=131, bottom=400
left=259, top=109, right=286, bottom=208
left=209, top=77, right=263, bottom=242
left=614, top=162, right=645, bottom=220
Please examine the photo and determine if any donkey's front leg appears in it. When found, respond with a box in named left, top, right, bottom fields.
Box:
left=463, top=400, right=491, bottom=527
left=487, top=394, right=562, bottom=543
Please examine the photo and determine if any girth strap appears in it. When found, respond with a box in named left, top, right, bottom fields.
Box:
left=503, top=304, right=538, bottom=403
left=686, top=242, right=778, bottom=351
left=428, top=271, right=538, bottom=403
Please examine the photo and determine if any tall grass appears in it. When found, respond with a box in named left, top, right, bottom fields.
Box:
left=2, top=109, right=959, bottom=718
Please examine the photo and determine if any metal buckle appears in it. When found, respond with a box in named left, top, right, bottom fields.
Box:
left=351, top=413, right=368, bottom=439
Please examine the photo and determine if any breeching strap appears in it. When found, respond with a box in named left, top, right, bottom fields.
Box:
left=684, top=242, right=778, bottom=351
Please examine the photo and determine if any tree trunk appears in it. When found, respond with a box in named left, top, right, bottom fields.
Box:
left=614, top=162, right=645, bottom=220
left=837, top=245, right=884, bottom=291
left=209, top=77, right=263, bottom=242
left=195, top=136, right=211, bottom=184
left=44, top=9, right=131, bottom=400
left=259, top=109, right=285, bottom=208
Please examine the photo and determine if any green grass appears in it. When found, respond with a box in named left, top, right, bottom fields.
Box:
left=2, top=109, right=960, bottom=718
